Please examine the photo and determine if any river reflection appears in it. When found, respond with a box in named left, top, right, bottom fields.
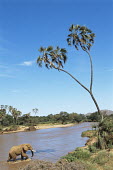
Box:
left=0, top=122, right=93, bottom=162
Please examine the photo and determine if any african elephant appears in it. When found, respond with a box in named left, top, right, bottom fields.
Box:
left=7, top=143, right=35, bottom=162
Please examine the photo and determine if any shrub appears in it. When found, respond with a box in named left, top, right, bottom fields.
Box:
left=62, top=148, right=91, bottom=162
left=88, top=145, right=97, bottom=153
left=92, top=150, right=112, bottom=165
left=81, top=130, right=97, bottom=137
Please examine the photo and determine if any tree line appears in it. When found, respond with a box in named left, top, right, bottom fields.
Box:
left=0, top=104, right=103, bottom=127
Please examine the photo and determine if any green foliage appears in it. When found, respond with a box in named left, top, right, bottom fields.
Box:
left=62, top=148, right=91, bottom=162
left=88, top=145, right=97, bottom=153
left=59, top=111, right=69, bottom=124
left=37, top=46, right=67, bottom=69
left=62, top=147, right=113, bottom=169
left=99, top=117, right=113, bottom=132
left=0, top=108, right=6, bottom=125
left=81, top=130, right=97, bottom=137
left=2, top=115, right=13, bottom=126
left=67, top=24, right=95, bottom=51
left=86, top=112, right=101, bottom=122
left=92, top=151, right=113, bottom=165
left=97, top=117, right=113, bottom=149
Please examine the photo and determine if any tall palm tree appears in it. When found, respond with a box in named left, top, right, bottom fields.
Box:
left=11, top=108, right=22, bottom=124
left=0, top=109, right=6, bottom=125
left=32, top=108, right=38, bottom=115
left=37, top=24, right=102, bottom=121
left=8, top=106, right=13, bottom=114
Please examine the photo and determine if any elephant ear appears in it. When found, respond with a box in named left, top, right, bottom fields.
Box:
left=23, top=145, right=28, bottom=151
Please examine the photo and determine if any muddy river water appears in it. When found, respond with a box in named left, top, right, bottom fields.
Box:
left=0, top=122, right=93, bottom=163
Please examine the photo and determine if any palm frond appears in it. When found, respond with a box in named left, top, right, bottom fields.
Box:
left=47, top=46, right=53, bottom=51
left=38, top=47, right=45, bottom=52
left=62, top=53, right=67, bottom=63
left=67, top=24, right=95, bottom=51
left=60, top=48, right=67, bottom=53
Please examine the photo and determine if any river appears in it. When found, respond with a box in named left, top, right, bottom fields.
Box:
left=0, top=122, right=93, bottom=163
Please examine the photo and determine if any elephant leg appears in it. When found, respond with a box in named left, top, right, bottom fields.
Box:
left=21, top=154, right=24, bottom=160
left=22, top=151, right=28, bottom=160
left=23, top=154, right=28, bottom=160
left=7, top=154, right=12, bottom=162
left=12, top=153, right=17, bottom=161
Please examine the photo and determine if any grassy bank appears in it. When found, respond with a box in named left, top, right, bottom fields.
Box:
left=19, top=129, right=113, bottom=170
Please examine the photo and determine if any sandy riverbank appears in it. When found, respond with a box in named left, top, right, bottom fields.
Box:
left=1, top=123, right=75, bottom=135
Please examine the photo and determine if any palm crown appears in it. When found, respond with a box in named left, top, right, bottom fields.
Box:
left=67, top=24, right=95, bottom=51
left=37, top=46, right=67, bottom=69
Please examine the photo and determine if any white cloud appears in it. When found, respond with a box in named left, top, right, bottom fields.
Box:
left=19, top=61, right=34, bottom=66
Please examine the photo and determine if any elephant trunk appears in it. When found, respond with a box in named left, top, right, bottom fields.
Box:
left=31, top=149, right=35, bottom=157
left=31, top=150, right=34, bottom=157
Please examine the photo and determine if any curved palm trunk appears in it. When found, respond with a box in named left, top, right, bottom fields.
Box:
left=85, top=50, right=93, bottom=92
left=86, top=50, right=103, bottom=121
left=57, top=68, right=103, bottom=121
left=90, top=93, right=103, bottom=121
left=48, top=53, right=102, bottom=122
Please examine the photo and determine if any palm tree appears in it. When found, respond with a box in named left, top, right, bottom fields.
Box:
left=0, top=109, right=6, bottom=125
left=8, top=106, right=13, bottom=114
left=11, top=108, right=22, bottom=124
left=37, top=24, right=102, bottom=121
left=32, top=108, right=38, bottom=115
left=0, top=105, right=7, bottom=125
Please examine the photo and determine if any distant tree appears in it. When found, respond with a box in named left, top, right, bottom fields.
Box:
left=2, top=114, right=13, bottom=126
left=75, top=114, right=86, bottom=123
left=23, top=113, right=31, bottom=119
left=32, top=108, right=38, bottom=115
left=8, top=106, right=13, bottom=114
left=37, top=24, right=102, bottom=121
left=69, top=113, right=78, bottom=123
left=87, top=112, right=101, bottom=122
left=18, top=113, right=31, bottom=125
left=59, top=111, right=69, bottom=124
left=0, top=109, right=6, bottom=125
left=47, top=114, right=55, bottom=123
left=10, top=107, right=22, bottom=124
left=54, top=114, right=61, bottom=123
left=0, top=105, right=4, bottom=110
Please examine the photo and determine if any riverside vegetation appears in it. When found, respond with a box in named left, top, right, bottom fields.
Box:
left=20, top=116, right=113, bottom=170
left=0, top=104, right=99, bottom=133
left=1, top=105, right=113, bottom=170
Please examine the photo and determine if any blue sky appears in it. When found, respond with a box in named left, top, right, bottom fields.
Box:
left=0, top=0, right=113, bottom=116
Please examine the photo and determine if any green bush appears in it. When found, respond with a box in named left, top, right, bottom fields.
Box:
left=88, top=145, right=97, bottom=153
left=92, top=150, right=112, bottom=165
left=81, top=130, right=97, bottom=137
left=62, top=148, right=91, bottom=162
